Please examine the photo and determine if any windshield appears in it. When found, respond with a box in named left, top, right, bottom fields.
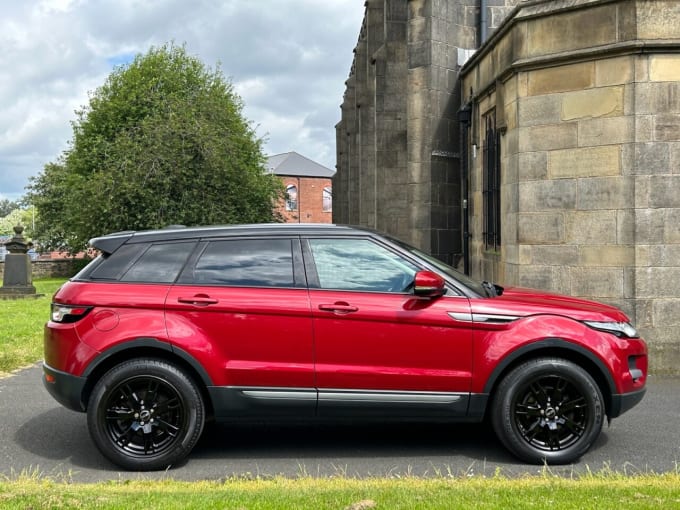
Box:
left=386, top=236, right=487, bottom=296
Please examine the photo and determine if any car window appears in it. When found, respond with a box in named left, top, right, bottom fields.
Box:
left=192, top=239, right=295, bottom=287
left=121, top=242, right=196, bottom=283
left=88, top=243, right=146, bottom=281
left=308, top=238, right=418, bottom=293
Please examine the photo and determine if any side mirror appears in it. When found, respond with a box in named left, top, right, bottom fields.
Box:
left=413, top=270, right=446, bottom=298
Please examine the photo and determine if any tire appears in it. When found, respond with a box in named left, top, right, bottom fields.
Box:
left=491, top=357, right=604, bottom=464
left=87, top=358, right=205, bottom=471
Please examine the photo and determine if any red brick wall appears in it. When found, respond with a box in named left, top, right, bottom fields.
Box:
left=276, top=176, right=333, bottom=223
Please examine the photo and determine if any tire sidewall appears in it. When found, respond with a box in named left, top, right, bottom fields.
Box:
left=87, top=359, right=204, bottom=471
left=492, top=358, right=604, bottom=464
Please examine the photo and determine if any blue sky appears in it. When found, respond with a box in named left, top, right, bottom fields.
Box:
left=0, top=0, right=364, bottom=202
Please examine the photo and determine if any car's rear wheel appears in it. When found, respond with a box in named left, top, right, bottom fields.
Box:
left=87, top=358, right=205, bottom=471
left=491, top=357, right=604, bottom=464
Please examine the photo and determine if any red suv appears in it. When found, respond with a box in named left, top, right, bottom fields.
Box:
left=43, top=224, right=647, bottom=470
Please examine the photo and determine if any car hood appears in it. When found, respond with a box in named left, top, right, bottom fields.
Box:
left=471, top=286, right=630, bottom=323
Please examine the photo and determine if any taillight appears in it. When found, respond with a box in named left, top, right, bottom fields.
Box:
left=51, top=303, right=92, bottom=323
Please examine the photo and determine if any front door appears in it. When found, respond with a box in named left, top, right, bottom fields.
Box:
left=304, top=237, right=474, bottom=418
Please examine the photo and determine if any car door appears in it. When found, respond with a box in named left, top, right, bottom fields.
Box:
left=164, top=237, right=315, bottom=418
left=304, top=236, right=474, bottom=418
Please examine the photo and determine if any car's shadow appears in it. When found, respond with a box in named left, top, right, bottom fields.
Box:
left=14, top=407, right=610, bottom=475
left=193, top=420, right=506, bottom=459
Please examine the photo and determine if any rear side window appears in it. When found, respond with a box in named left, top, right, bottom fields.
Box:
left=88, top=244, right=146, bottom=281
left=190, top=239, right=295, bottom=287
left=121, top=242, right=196, bottom=283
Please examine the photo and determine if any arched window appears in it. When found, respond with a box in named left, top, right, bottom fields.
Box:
left=322, top=187, right=332, bottom=212
left=285, top=184, right=298, bottom=211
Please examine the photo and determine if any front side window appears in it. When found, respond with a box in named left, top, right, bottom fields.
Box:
left=192, top=239, right=294, bottom=287
left=308, top=238, right=418, bottom=293
left=285, top=184, right=298, bottom=211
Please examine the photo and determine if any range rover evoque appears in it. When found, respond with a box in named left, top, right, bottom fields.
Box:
left=43, top=224, right=648, bottom=470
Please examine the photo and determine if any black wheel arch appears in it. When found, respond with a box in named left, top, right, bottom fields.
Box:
left=483, top=338, right=618, bottom=418
left=80, top=338, right=215, bottom=418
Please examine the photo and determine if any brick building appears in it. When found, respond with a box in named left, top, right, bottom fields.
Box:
left=335, top=0, right=680, bottom=373
left=268, top=152, right=334, bottom=223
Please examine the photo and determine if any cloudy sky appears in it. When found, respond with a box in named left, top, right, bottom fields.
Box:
left=0, top=0, right=365, bottom=202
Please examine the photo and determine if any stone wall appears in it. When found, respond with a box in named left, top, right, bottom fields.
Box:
left=460, top=0, right=680, bottom=372
left=335, top=0, right=517, bottom=264
left=0, top=259, right=82, bottom=281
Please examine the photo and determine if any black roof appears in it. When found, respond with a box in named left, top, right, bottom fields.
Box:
left=89, top=224, right=374, bottom=254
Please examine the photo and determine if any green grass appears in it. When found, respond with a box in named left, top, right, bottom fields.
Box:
left=0, top=473, right=678, bottom=509
left=0, top=278, right=65, bottom=375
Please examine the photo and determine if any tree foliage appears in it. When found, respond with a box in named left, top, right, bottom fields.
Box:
left=0, top=208, right=35, bottom=238
left=0, top=199, right=19, bottom=218
left=28, top=43, right=282, bottom=252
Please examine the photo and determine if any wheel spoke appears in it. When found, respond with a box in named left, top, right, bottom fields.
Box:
left=559, top=395, right=586, bottom=414
left=153, top=396, right=181, bottom=416
left=156, top=418, right=180, bottom=436
left=528, top=381, right=550, bottom=406
left=561, top=416, right=586, bottom=436
left=516, top=402, right=542, bottom=417
left=106, top=406, right=135, bottom=420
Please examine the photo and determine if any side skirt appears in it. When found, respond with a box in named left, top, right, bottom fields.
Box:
left=209, top=387, right=487, bottom=421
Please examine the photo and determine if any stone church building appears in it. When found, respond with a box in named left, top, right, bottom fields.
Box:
left=334, top=0, right=680, bottom=372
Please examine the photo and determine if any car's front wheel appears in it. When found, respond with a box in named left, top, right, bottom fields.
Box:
left=491, top=357, right=604, bottom=464
left=87, top=358, right=205, bottom=471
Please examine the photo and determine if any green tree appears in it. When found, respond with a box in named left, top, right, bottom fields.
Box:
left=0, top=198, right=19, bottom=217
left=0, top=208, right=35, bottom=239
left=28, top=43, right=282, bottom=252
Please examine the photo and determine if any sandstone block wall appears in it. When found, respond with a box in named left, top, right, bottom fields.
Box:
left=461, top=0, right=680, bottom=372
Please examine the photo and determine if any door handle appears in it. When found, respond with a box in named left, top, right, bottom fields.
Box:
left=177, top=294, right=218, bottom=306
left=318, top=303, right=358, bottom=314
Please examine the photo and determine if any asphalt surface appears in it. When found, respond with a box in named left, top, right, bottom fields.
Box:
left=1, top=364, right=678, bottom=482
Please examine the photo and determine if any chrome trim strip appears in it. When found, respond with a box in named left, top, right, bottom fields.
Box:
left=471, top=313, right=520, bottom=324
left=318, top=389, right=464, bottom=404
left=238, top=388, right=317, bottom=401
left=447, top=312, right=473, bottom=322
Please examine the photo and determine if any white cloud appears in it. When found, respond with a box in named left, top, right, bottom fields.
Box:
left=0, top=0, right=364, bottom=200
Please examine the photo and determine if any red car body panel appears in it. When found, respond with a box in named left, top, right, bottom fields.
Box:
left=310, top=290, right=473, bottom=392
left=164, top=285, right=314, bottom=388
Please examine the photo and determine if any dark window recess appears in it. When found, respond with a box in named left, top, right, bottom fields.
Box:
left=121, top=242, right=197, bottom=283
left=88, top=244, right=146, bottom=281
left=193, top=239, right=295, bottom=287
left=483, top=111, right=501, bottom=251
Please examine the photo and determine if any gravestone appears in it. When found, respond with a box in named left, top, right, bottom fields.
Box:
left=0, top=225, right=41, bottom=299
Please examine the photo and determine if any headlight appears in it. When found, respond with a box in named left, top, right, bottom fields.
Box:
left=584, top=321, right=639, bottom=338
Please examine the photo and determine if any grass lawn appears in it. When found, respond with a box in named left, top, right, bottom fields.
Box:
left=0, top=278, right=65, bottom=375
left=0, top=474, right=679, bottom=509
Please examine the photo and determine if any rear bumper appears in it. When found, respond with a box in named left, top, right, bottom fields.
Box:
left=609, top=387, right=646, bottom=418
left=42, top=362, right=87, bottom=412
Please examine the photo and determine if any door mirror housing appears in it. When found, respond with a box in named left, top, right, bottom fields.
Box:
left=413, top=271, right=446, bottom=298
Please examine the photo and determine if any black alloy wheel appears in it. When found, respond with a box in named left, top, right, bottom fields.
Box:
left=87, top=359, right=205, bottom=471
left=491, top=357, right=604, bottom=464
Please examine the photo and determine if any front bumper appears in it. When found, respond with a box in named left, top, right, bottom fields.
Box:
left=609, top=387, right=646, bottom=418
left=42, top=362, right=87, bottom=412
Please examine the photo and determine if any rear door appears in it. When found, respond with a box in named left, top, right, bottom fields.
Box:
left=304, top=236, right=474, bottom=418
left=164, top=236, right=315, bottom=417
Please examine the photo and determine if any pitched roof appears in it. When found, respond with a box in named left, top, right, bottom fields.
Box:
left=266, top=151, right=335, bottom=178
